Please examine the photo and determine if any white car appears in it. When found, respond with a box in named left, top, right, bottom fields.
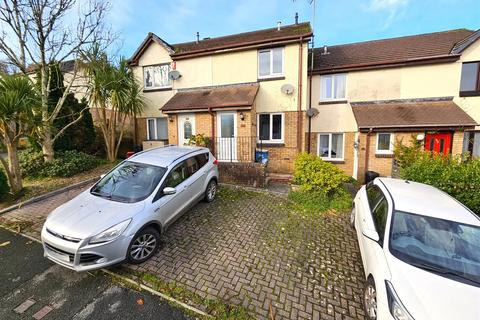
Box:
left=352, top=178, right=480, bottom=320
left=41, top=146, right=219, bottom=271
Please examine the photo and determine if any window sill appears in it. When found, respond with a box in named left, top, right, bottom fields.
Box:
left=257, top=76, right=285, bottom=82
left=319, top=100, right=348, bottom=105
left=143, top=87, right=172, bottom=92
left=257, top=142, right=285, bottom=148
left=322, top=159, right=345, bottom=164
left=375, top=153, right=394, bottom=158
left=459, top=91, right=480, bottom=97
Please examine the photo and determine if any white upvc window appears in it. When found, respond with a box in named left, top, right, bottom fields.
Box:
left=320, top=74, right=347, bottom=101
left=317, top=133, right=345, bottom=160
left=146, top=117, right=168, bottom=140
left=143, top=64, right=172, bottom=89
left=376, top=133, right=394, bottom=154
left=258, top=47, right=284, bottom=79
left=257, top=113, right=284, bottom=143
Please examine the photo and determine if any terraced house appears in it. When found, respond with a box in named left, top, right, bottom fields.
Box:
left=128, top=21, right=312, bottom=174
left=308, top=28, right=480, bottom=181
left=128, top=23, right=480, bottom=181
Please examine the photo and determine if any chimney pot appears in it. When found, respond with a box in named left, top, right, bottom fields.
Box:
left=295, top=12, right=298, bottom=24
left=277, top=21, right=282, bottom=31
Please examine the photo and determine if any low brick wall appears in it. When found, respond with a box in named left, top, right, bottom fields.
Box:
left=218, top=162, right=266, bottom=188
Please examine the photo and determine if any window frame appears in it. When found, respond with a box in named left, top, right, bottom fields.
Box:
left=257, top=113, right=285, bottom=143
left=143, top=63, right=172, bottom=90
left=317, top=133, right=345, bottom=161
left=257, top=47, right=285, bottom=79
left=459, top=61, right=480, bottom=97
left=376, top=133, right=394, bottom=155
left=146, top=117, right=168, bottom=141
left=319, top=73, right=347, bottom=102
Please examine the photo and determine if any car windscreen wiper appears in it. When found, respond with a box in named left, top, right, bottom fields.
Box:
left=410, top=261, right=480, bottom=286
left=90, top=190, right=112, bottom=200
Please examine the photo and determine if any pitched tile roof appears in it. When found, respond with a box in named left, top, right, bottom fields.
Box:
left=161, top=83, right=259, bottom=112
left=171, top=22, right=312, bottom=57
left=351, top=98, right=477, bottom=131
left=311, top=29, right=476, bottom=74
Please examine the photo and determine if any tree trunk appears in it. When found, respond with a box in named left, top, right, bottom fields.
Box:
left=4, top=142, right=23, bottom=194
left=40, top=127, right=55, bottom=163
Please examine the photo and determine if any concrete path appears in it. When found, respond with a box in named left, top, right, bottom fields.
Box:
left=0, top=228, right=190, bottom=320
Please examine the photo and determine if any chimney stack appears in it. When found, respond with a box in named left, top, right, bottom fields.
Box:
left=321, top=45, right=330, bottom=55
left=295, top=12, right=298, bottom=24
left=277, top=21, right=282, bottom=31
left=196, top=32, right=199, bottom=43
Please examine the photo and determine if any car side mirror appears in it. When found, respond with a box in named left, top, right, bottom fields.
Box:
left=362, top=228, right=380, bottom=242
left=163, top=187, right=176, bottom=195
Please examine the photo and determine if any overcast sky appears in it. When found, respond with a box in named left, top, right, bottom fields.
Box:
left=108, top=0, right=479, bottom=57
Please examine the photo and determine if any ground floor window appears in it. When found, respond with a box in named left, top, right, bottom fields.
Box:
left=147, top=117, right=168, bottom=140
left=257, top=113, right=284, bottom=143
left=376, top=133, right=394, bottom=154
left=317, top=133, right=344, bottom=160
left=463, top=131, right=480, bottom=157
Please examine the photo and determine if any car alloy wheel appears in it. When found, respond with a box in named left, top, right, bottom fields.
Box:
left=128, top=227, right=160, bottom=264
left=364, top=278, right=377, bottom=320
left=204, top=180, right=217, bottom=202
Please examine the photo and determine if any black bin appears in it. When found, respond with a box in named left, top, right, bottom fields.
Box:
left=365, top=171, right=380, bottom=184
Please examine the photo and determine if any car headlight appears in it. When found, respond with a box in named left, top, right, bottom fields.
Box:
left=385, top=280, right=414, bottom=320
left=89, top=219, right=131, bottom=244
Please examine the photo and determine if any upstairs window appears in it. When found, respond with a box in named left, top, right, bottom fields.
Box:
left=258, top=48, right=284, bottom=78
left=144, top=64, right=171, bottom=89
left=258, top=113, right=284, bottom=143
left=460, top=62, right=480, bottom=96
left=320, top=74, right=346, bottom=101
left=147, top=118, right=168, bottom=140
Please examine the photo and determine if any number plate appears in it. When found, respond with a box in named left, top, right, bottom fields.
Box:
left=49, top=250, right=71, bottom=263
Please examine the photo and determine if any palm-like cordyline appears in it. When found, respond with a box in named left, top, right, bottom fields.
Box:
left=0, top=74, right=38, bottom=194
left=85, top=49, right=145, bottom=162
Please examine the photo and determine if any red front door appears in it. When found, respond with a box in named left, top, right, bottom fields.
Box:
left=425, top=133, right=452, bottom=154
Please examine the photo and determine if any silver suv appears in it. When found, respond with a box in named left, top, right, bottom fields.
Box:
left=41, top=146, right=219, bottom=271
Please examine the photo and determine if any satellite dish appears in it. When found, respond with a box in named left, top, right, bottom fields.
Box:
left=280, top=84, right=294, bottom=95
left=168, top=70, right=181, bottom=80
left=306, top=108, right=319, bottom=117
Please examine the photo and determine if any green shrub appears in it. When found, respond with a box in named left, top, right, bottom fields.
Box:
left=293, top=152, right=350, bottom=194
left=396, top=143, right=480, bottom=214
left=0, top=168, right=10, bottom=198
left=20, top=149, right=101, bottom=178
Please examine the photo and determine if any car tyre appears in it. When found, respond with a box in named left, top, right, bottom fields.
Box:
left=127, top=227, right=160, bottom=264
left=363, top=277, right=377, bottom=320
left=350, top=206, right=356, bottom=229
left=204, top=179, right=217, bottom=203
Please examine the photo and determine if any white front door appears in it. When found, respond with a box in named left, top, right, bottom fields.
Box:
left=216, top=112, right=237, bottom=161
left=178, top=114, right=195, bottom=146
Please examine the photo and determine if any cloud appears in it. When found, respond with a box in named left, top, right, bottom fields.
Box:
left=364, top=0, right=409, bottom=29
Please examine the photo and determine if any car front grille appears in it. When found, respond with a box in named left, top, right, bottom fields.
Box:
left=44, top=242, right=75, bottom=263
left=46, top=228, right=81, bottom=243
left=79, top=253, right=103, bottom=264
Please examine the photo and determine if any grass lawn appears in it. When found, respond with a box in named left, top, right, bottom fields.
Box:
left=0, top=162, right=116, bottom=209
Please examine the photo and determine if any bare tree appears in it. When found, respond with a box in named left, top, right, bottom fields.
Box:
left=0, top=0, right=111, bottom=162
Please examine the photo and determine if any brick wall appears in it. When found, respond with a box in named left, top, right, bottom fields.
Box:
left=218, top=162, right=266, bottom=188
left=261, top=111, right=302, bottom=173
left=307, top=132, right=357, bottom=177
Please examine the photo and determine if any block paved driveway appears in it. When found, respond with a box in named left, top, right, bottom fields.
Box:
left=0, top=185, right=366, bottom=320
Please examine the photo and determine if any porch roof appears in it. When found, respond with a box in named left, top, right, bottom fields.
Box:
left=351, top=98, right=477, bottom=132
left=161, top=83, right=259, bottom=113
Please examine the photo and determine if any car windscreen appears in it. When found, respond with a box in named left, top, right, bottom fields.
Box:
left=389, top=210, right=480, bottom=286
left=91, top=161, right=166, bottom=203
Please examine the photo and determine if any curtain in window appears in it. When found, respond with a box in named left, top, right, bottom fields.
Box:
left=321, top=76, right=332, bottom=100
left=334, top=75, right=346, bottom=99
left=156, top=118, right=168, bottom=140
left=319, top=134, right=329, bottom=157
left=331, top=134, right=343, bottom=158
left=147, top=119, right=155, bottom=140
left=259, top=51, right=270, bottom=77
left=272, top=48, right=283, bottom=74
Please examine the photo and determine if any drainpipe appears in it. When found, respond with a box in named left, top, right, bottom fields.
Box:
left=297, top=37, right=304, bottom=153
left=307, top=36, right=314, bottom=153
left=364, top=128, right=373, bottom=180
left=208, top=107, right=215, bottom=155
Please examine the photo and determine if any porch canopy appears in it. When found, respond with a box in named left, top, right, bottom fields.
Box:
left=161, top=83, right=259, bottom=113
left=351, top=98, right=477, bottom=132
